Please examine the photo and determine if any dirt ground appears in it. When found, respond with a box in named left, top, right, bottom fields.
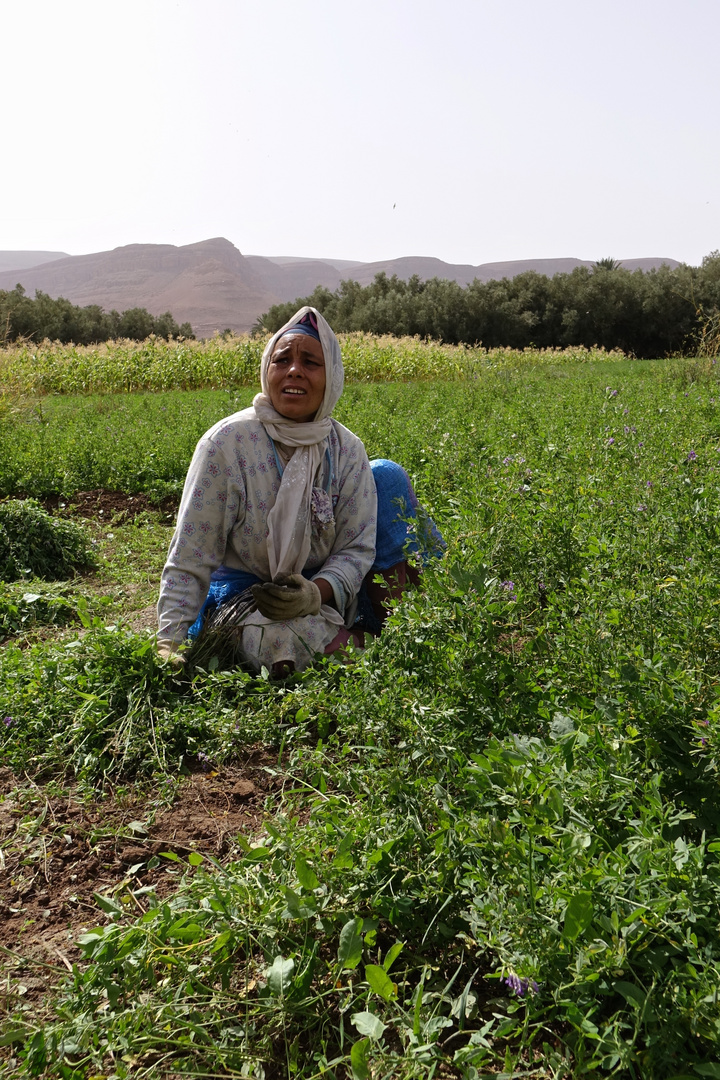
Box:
left=1, top=492, right=285, bottom=1022
left=41, top=488, right=179, bottom=523
left=0, top=748, right=283, bottom=1010
left=126, top=602, right=160, bottom=633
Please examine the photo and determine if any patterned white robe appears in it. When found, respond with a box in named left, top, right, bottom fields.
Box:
left=157, top=407, right=377, bottom=670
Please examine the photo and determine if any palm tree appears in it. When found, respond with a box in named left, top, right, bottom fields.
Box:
left=593, top=257, right=622, bottom=272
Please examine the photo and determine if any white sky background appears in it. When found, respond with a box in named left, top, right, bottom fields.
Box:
left=1, top=0, right=718, bottom=266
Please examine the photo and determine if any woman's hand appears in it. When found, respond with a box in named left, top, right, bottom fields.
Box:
left=251, top=574, right=322, bottom=620
left=156, top=639, right=186, bottom=667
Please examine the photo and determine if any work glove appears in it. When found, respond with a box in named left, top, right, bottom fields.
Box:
left=157, top=639, right=186, bottom=667
left=251, top=573, right=322, bottom=621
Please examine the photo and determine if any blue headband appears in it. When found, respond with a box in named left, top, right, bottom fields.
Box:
left=278, top=324, right=321, bottom=342
left=278, top=311, right=321, bottom=342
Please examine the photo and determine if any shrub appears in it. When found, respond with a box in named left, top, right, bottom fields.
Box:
left=0, top=499, right=96, bottom=581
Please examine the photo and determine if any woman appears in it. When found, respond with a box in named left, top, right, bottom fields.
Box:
left=157, top=307, right=442, bottom=675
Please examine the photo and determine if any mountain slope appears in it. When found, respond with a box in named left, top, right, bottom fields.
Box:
left=262, top=254, right=681, bottom=287
left=0, top=239, right=277, bottom=337
left=0, top=251, right=70, bottom=274
left=0, top=241, right=682, bottom=337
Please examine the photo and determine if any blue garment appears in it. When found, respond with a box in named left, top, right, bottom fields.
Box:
left=187, top=566, right=260, bottom=640
left=371, top=458, right=446, bottom=569
left=188, top=459, right=445, bottom=640
left=187, top=564, right=321, bottom=641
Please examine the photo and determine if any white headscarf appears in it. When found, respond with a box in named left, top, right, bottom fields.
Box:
left=252, top=306, right=344, bottom=580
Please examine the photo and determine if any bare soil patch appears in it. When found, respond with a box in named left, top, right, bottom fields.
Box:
left=0, top=749, right=282, bottom=1007
left=126, top=602, right=159, bottom=633
left=41, top=489, right=179, bottom=523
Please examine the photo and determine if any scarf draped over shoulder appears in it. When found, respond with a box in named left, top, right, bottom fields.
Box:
left=252, top=306, right=345, bottom=580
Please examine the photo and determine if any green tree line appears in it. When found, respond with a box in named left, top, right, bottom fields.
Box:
left=260, top=253, right=720, bottom=358
left=0, top=285, right=194, bottom=345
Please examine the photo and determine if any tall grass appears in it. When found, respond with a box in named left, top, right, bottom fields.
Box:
left=0, top=333, right=628, bottom=396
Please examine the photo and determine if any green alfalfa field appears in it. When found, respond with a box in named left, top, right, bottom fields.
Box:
left=2, top=335, right=720, bottom=1079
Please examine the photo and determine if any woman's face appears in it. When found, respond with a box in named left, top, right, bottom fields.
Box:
left=267, top=333, right=326, bottom=422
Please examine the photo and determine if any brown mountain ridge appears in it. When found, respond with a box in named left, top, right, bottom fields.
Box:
left=0, top=239, right=681, bottom=338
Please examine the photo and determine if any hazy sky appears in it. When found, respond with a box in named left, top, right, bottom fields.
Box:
left=2, top=0, right=718, bottom=266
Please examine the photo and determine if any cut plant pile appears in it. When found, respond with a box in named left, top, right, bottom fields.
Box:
left=0, top=500, right=96, bottom=583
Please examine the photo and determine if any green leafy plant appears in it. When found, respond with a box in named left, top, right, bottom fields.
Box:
left=5, top=356, right=720, bottom=1075
left=0, top=584, right=76, bottom=639
left=0, top=499, right=96, bottom=581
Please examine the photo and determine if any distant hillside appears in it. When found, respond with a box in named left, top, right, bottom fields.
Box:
left=0, top=241, right=682, bottom=337
left=0, top=251, right=69, bottom=274
left=245, top=256, right=344, bottom=304
left=258, top=254, right=682, bottom=288
left=0, top=239, right=278, bottom=339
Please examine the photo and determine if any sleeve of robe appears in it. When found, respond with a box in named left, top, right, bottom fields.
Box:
left=157, top=430, right=246, bottom=645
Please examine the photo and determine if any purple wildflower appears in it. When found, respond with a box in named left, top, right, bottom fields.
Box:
left=3, top=716, right=14, bottom=728
left=197, top=751, right=212, bottom=773
left=646, top=480, right=653, bottom=488
left=607, top=438, right=615, bottom=445
left=503, top=456, right=514, bottom=465
left=637, top=504, right=647, bottom=512
left=504, top=974, right=539, bottom=998
left=624, top=426, right=630, bottom=434
left=501, top=580, right=517, bottom=601
left=638, top=442, right=643, bottom=448
left=687, top=450, right=697, bottom=462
